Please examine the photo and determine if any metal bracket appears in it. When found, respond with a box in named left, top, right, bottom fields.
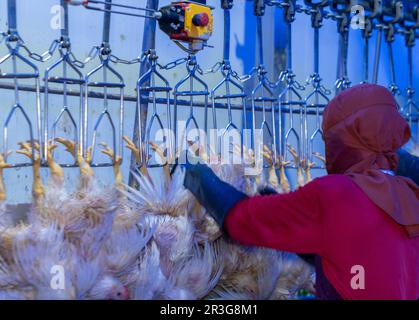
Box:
left=304, top=0, right=329, bottom=29
left=221, top=0, right=234, bottom=10
left=254, top=0, right=266, bottom=17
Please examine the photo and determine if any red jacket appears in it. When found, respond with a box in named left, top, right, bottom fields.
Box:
left=224, top=174, right=419, bottom=300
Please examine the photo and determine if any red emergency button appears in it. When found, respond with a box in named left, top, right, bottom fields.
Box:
left=192, top=13, right=209, bottom=27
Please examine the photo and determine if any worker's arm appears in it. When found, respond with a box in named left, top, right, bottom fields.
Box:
left=224, top=180, right=323, bottom=254
left=396, top=149, right=419, bottom=185
left=184, top=163, right=323, bottom=254
left=183, top=163, right=248, bottom=226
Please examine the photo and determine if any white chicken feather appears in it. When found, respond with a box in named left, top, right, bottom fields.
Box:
left=104, top=220, right=155, bottom=278
left=86, top=274, right=129, bottom=300
left=123, top=169, right=190, bottom=217
left=133, top=242, right=168, bottom=299
left=169, top=241, right=223, bottom=299
left=11, top=222, right=76, bottom=300
left=152, top=214, right=195, bottom=276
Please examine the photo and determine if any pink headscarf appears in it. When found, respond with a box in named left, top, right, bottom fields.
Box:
left=322, top=84, right=419, bottom=238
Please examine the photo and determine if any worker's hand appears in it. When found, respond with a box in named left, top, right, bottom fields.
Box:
left=183, top=161, right=248, bottom=227
left=396, top=149, right=419, bottom=185
left=257, top=185, right=278, bottom=196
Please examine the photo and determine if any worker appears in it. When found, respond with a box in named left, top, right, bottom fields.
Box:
left=183, top=84, right=419, bottom=300
left=397, top=148, right=419, bottom=185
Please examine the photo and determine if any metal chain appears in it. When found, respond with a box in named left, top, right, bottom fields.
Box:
left=203, top=61, right=222, bottom=74
left=279, top=69, right=305, bottom=90
left=139, top=50, right=151, bottom=64
left=265, top=0, right=281, bottom=6
left=406, top=86, right=415, bottom=99
left=1, top=31, right=87, bottom=69
left=334, top=77, right=351, bottom=90
left=84, top=44, right=141, bottom=65
left=84, top=45, right=101, bottom=64
left=157, top=57, right=188, bottom=70
left=19, top=40, right=45, bottom=61
left=292, top=4, right=341, bottom=21
left=240, top=66, right=258, bottom=82
left=389, top=83, right=401, bottom=96
left=203, top=61, right=245, bottom=82
left=40, top=39, right=60, bottom=62
left=109, top=54, right=142, bottom=64
left=266, top=77, right=281, bottom=89
left=69, top=51, right=86, bottom=68
left=196, top=64, right=205, bottom=75
left=306, top=73, right=331, bottom=95
left=240, top=65, right=280, bottom=88
left=230, top=69, right=244, bottom=82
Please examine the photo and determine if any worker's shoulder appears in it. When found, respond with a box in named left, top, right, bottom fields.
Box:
left=310, top=174, right=357, bottom=194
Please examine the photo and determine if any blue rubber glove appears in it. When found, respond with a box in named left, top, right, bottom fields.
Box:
left=257, top=185, right=278, bottom=196
left=183, top=162, right=248, bottom=227
left=397, top=149, right=419, bottom=185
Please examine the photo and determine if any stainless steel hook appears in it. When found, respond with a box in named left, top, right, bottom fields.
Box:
left=43, top=0, right=85, bottom=167
left=172, top=54, right=210, bottom=163
left=304, top=0, right=330, bottom=169
left=137, top=50, right=172, bottom=168
left=0, top=0, right=41, bottom=167
left=246, top=4, right=278, bottom=168
left=209, top=3, right=247, bottom=160
left=84, top=0, right=126, bottom=167
left=273, top=1, right=306, bottom=170
left=84, top=57, right=125, bottom=167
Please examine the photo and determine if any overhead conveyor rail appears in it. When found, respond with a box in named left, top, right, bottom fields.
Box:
left=0, top=0, right=416, bottom=182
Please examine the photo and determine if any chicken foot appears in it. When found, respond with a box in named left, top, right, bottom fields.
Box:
left=301, top=159, right=316, bottom=184
left=149, top=141, right=171, bottom=187
left=16, top=141, right=44, bottom=200
left=313, top=152, right=326, bottom=166
left=278, top=157, right=291, bottom=193
left=55, top=138, right=94, bottom=178
left=100, top=142, right=123, bottom=186
left=287, top=144, right=305, bottom=188
left=46, top=142, right=64, bottom=186
left=0, top=152, right=12, bottom=201
left=262, top=145, right=280, bottom=191
left=123, top=136, right=151, bottom=182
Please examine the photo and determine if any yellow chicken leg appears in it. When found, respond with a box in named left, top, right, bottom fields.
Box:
left=16, top=142, right=44, bottom=200
left=46, top=142, right=64, bottom=185
left=302, top=159, right=316, bottom=184
left=123, top=135, right=151, bottom=182
left=263, top=145, right=280, bottom=191
left=187, top=140, right=209, bottom=163
left=149, top=141, right=171, bottom=186
left=244, top=147, right=260, bottom=188
left=100, top=142, right=123, bottom=186
left=55, top=138, right=94, bottom=179
left=187, top=140, right=220, bottom=164
left=232, top=144, right=253, bottom=194
left=0, top=152, right=12, bottom=201
left=287, top=144, right=305, bottom=188
left=313, top=152, right=326, bottom=167
left=279, top=157, right=291, bottom=193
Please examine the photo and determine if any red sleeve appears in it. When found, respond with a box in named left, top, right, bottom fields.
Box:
left=224, top=178, right=324, bottom=254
